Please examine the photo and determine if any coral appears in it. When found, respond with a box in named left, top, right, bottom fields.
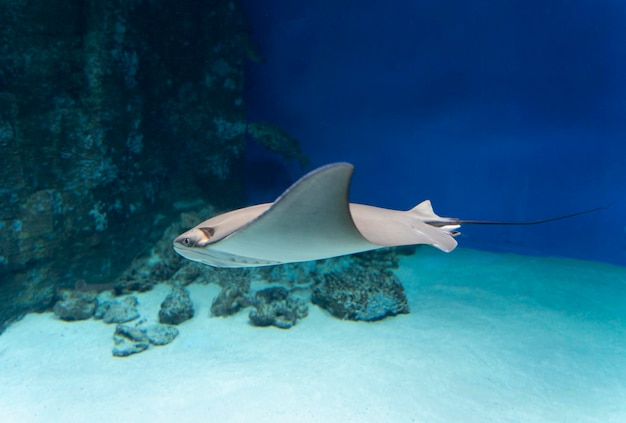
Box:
left=247, top=122, right=310, bottom=169
left=158, top=285, right=194, bottom=325
left=249, top=287, right=309, bottom=329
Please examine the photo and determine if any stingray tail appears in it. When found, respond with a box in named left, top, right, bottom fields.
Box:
left=415, top=202, right=611, bottom=227
left=453, top=203, right=611, bottom=226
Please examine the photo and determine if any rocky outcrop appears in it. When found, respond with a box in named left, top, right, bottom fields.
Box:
left=142, top=324, right=179, bottom=346
left=113, top=324, right=150, bottom=357
left=312, top=269, right=410, bottom=321
left=53, top=290, right=98, bottom=321
left=94, top=295, right=140, bottom=324
left=249, top=287, right=309, bottom=329
left=112, top=323, right=180, bottom=357
left=0, top=1, right=250, bottom=333
left=211, top=283, right=251, bottom=317
left=158, top=286, right=194, bottom=325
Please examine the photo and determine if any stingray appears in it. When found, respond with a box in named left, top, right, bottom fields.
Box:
left=173, top=162, right=602, bottom=268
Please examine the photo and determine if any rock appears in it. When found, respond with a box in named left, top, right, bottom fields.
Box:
left=249, top=287, right=308, bottom=329
left=142, top=324, right=179, bottom=346
left=112, top=324, right=150, bottom=357
left=115, top=324, right=148, bottom=343
left=159, top=285, right=194, bottom=325
left=210, top=284, right=251, bottom=317
left=95, top=295, right=140, bottom=324
left=312, top=269, right=409, bottom=321
left=112, top=342, right=148, bottom=358
left=74, top=279, right=116, bottom=294
left=254, top=248, right=411, bottom=289
left=171, top=262, right=203, bottom=286
left=52, top=289, right=97, bottom=321
left=111, top=323, right=179, bottom=357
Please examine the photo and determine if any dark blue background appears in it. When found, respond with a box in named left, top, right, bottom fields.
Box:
left=241, top=1, right=626, bottom=265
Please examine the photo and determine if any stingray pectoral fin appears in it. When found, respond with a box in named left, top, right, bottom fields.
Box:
left=210, top=163, right=378, bottom=264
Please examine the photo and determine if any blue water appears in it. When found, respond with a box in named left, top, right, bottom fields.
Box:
left=241, top=1, right=626, bottom=265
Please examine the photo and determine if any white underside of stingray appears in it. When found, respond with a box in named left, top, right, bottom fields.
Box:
left=173, top=162, right=462, bottom=268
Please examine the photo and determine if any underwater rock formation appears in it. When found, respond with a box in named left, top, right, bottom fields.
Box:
left=53, top=289, right=98, bottom=321
left=311, top=268, right=410, bottom=321
left=154, top=217, right=413, bottom=327
left=0, top=0, right=416, bottom=335
left=211, top=283, right=251, bottom=317
left=256, top=246, right=417, bottom=288
left=0, top=0, right=249, bottom=333
left=247, top=122, right=310, bottom=169
left=94, top=295, right=140, bottom=324
left=112, top=322, right=179, bottom=357
left=114, top=218, right=192, bottom=294
left=249, top=287, right=309, bottom=329
left=142, top=324, right=179, bottom=346
left=159, top=285, right=194, bottom=325
left=112, top=324, right=150, bottom=357
left=74, top=279, right=116, bottom=294
left=46, top=210, right=416, bottom=338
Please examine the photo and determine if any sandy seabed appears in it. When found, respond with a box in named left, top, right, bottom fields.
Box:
left=1, top=248, right=625, bottom=423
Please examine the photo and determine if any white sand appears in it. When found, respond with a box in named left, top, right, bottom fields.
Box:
left=1, top=248, right=625, bottom=423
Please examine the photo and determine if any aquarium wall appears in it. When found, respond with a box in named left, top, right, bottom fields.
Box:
left=0, top=0, right=249, bottom=329
left=242, top=0, right=626, bottom=265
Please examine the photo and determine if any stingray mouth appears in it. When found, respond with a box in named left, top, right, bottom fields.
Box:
left=172, top=242, right=210, bottom=261
left=172, top=243, right=280, bottom=268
